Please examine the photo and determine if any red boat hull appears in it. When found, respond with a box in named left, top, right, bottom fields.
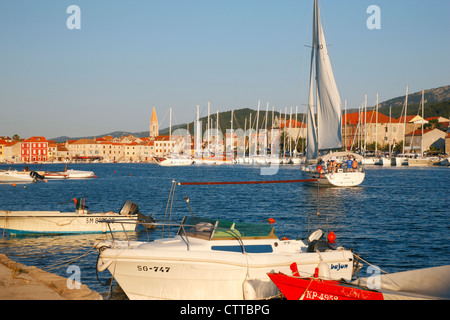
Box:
left=268, top=273, right=384, bottom=300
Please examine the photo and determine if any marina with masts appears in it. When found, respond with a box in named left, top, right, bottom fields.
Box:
left=0, top=0, right=449, bottom=306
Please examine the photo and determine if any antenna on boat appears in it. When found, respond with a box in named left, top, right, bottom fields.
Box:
left=185, top=196, right=195, bottom=220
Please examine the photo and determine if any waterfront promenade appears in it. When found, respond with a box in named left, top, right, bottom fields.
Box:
left=0, top=254, right=102, bottom=300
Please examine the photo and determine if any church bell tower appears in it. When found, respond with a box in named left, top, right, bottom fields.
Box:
left=150, top=107, right=159, bottom=139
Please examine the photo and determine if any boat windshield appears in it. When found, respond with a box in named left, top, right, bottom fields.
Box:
left=178, top=216, right=277, bottom=240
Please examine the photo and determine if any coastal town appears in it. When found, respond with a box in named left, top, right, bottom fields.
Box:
left=1, top=104, right=449, bottom=164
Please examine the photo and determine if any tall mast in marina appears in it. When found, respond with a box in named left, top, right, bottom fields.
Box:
left=344, top=99, right=347, bottom=150
left=216, top=110, right=219, bottom=155
left=389, top=106, right=392, bottom=157
left=364, top=94, right=367, bottom=153
left=376, top=93, right=379, bottom=154
left=208, top=101, right=211, bottom=151
left=271, top=106, right=275, bottom=156
left=196, top=105, right=201, bottom=158
left=289, top=106, right=293, bottom=157
left=264, top=102, right=269, bottom=157
left=402, top=86, right=409, bottom=154
left=256, top=101, right=260, bottom=156
left=230, top=110, right=234, bottom=157
left=421, top=89, right=424, bottom=158
left=249, top=113, right=252, bottom=158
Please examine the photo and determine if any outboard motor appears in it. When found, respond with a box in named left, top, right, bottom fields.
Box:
left=119, top=201, right=155, bottom=223
left=306, top=229, right=332, bottom=252
left=119, top=201, right=140, bottom=216
left=29, top=170, right=45, bottom=182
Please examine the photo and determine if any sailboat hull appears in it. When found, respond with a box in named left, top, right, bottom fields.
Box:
left=301, top=168, right=365, bottom=187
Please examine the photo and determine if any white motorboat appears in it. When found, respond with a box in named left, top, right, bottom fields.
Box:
left=42, top=171, right=68, bottom=179
left=391, top=154, right=410, bottom=166
left=407, top=157, right=440, bottom=167
left=154, top=156, right=194, bottom=166
left=0, top=169, right=46, bottom=183
left=0, top=200, right=150, bottom=235
left=301, top=152, right=365, bottom=187
left=96, top=216, right=354, bottom=300
left=300, top=0, right=365, bottom=187
left=377, top=156, right=391, bottom=166
left=63, top=169, right=95, bottom=178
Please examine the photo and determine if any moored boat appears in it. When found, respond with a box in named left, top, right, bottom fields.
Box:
left=268, top=266, right=383, bottom=300
left=268, top=262, right=450, bottom=300
left=154, top=156, right=194, bottom=166
left=0, top=199, right=151, bottom=235
left=96, top=216, right=354, bottom=300
left=0, top=169, right=46, bottom=183
left=63, top=169, right=95, bottom=178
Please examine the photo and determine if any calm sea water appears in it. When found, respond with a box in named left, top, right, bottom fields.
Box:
left=0, top=163, right=449, bottom=299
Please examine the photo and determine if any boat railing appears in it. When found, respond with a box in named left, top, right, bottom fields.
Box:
left=98, top=218, right=249, bottom=253
left=177, top=222, right=247, bottom=253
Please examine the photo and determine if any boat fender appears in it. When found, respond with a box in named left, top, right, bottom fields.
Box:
left=317, top=261, right=331, bottom=280
left=242, top=279, right=257, bottom=300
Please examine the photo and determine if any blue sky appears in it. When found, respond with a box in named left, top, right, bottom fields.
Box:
left=1, top=0, right=449, bottom=138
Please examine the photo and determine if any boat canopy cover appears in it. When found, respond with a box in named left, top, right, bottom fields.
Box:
left=321, top=151, right=363, bottom=162
left=179, top=216, right=277, bottom=240
left=352, top=265, right=450, bottom=300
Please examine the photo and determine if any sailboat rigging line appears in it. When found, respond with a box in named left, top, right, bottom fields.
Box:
left=177, top=179, right=317, bottom=186
left=162, top=180, right=177, bottom=237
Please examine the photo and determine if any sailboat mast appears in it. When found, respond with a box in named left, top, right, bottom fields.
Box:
left=376, top=93, right=379, bottom=154
left=265, top=102, right=269, bottom=156
left=230, top=110, right=234, bottom=158
left=402, top=86, right=408, bottom=154
left=271, top=106, right=275, bottom=156
left=364, top=94, right=367, bottom=153
left=421, top=89, right=424, bottom=157
left=344, top=99, right=347, bottom=151
left=216, top=110, right=219, bottom=156
left=389, top=106, right=392, bottom=157
left=256, top=100, right=260, bottom=156
left=207, top=101, right=211, bottom=152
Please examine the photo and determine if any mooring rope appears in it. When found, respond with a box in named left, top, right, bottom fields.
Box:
left=40, top=242, right=100, bottom=272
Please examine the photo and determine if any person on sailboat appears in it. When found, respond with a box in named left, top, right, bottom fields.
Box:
left=330, top=156, right=337, bottom=173
left=352, top=158, right=358, bottom=171
left=345, top=156, right=353, bottom=172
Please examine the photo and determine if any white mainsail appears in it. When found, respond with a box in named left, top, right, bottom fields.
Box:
left=306, top=0, right=342, bottom=160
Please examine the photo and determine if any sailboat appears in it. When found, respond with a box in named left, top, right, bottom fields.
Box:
left=300, top=0, right=365, bottom=187
left=407, top=90, right=440, bottom=166
left=154, top=108, right=194, bottom=167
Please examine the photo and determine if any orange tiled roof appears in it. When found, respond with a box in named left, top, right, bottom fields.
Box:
left=72, top=139, right=97, bottom=144
left=406, top=128, right=440, bottom=136
left=279, top=120, right=306, bottom=128
left=395, top=115, right=417, bottom=124
left=343, top=111, right=393, bottom=125
left=23, top=136, right=48, bottom=142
